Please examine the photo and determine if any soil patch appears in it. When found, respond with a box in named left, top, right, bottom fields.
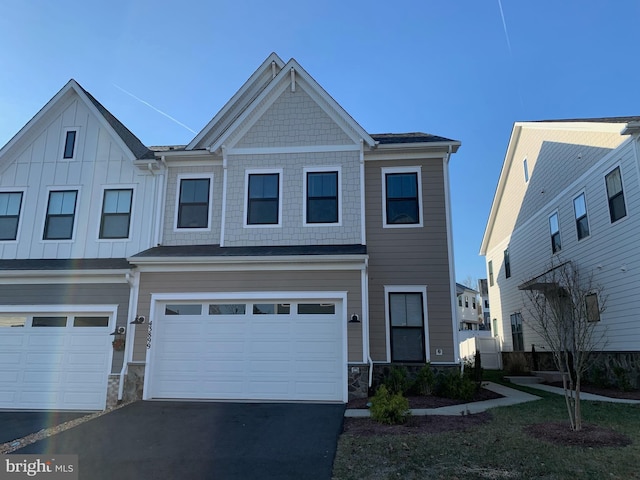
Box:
left=525, top=422, right=632, bottom=447
left=344, top=411, right=492, bottom=436
left=545, top=382, right=640, bottom=400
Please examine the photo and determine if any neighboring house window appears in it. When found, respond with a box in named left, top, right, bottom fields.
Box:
left=492, top=318, right=498, bottom=337
left=0, top=192, right=23, bottom=241
left=549, top=212, right=561, bottom=253
left=43, top=190, right=77, bottom=240
left=510, top=313, right=524, bottom=351
left=247, top=172, right=280, bottom=225
left=465, top=296, right=469, bottom=308
left=485, top=300, right=489, bottom=309
left=63, top=130, right=77, bottom=159
left=523, top=158, right=529, bottom=183
left=605, top=167, right=626, bottom=223
left=585, top=293, right=600, bottom=322
left=177, top=178, right=211, bottom=229
left=504, top=248, right=511, bottom=278
left=382, top=167, right=422, bottom=227
left=100, top=189, right=133, bottom=239
left=389, top=291, right=426, bottom=362
left=472, top=298, right=476, bottom=309
left=488, top=261, right=494, bottom=286
left=458, top=296, right=462, bottom=307
left=573, top=193, right=590, bottom=240
left=306, top=170, right=338, bottom=224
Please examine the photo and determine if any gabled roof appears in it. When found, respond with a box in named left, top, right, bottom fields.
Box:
left=0, top=79, right=154, bottom=162
left=372, top=133, right=458, bottom=144
left=188, top=54, right=375, bottom=152
left=479, top=117, right=637, bottom=255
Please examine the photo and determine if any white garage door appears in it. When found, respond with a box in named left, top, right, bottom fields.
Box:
left=0, top=310, right=113, bottom=410
left=147, top=299, right=345, bottom=402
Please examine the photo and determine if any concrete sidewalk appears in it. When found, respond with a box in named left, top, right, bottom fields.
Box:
left=345, top=382, right=541, bottom=417
left=509, top=381, right=640, bottom=404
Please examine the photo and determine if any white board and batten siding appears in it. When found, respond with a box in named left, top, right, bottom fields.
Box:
left=0, top=92, right=157, bottom=260
left=488, top=137, right=640, bottom=352
left=144, top=293, right=348, bottom=403
left=0, top=305, right=116, bottom=410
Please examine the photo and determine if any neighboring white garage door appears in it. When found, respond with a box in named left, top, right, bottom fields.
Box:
left=146, top=297, right=345, bottom=402
left=0, top=308, right=114, bottom=410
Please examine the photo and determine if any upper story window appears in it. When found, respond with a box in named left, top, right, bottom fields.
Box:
left=305, top=169, right=339, bottom=224
left=464, top=296, right=469, bottom=308
left=523, top=158, right=529, bottom=183
left=246, top=171, right=281, bottom=226
left=382, top=167, right=423, bottom=227
left=504, top=248, right=511, bottom=279
left=458, top=296, right=462, bottom=307
left=472, top=298, right=476, bottom=309
left=488, top=260, right=494, bottom=286
left=60, top=128, right=79, bottom=160
left=605, top=167, right=626, bottom=223
left=0, top=192, right=23, bottom=241
left=573, top=193, right=590, bottom=240
left=100, top=189, right=133, bottom=239
left=176, top=176, right=212, bottom=229
left=549, top=212, right=561, bottom=253
left=43, top=190, right=77, bottom=240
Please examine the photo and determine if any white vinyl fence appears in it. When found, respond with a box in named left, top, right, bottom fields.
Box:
left=460, top=335, right=502, bottom=370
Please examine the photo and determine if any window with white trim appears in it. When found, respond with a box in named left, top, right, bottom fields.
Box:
left=305, top=169, right=339, bottom=224
left=176, top=177, right=212, bottom=229
left=573, top=193, right=590, bottom=240
left=388, top=290, right=426, bottom=362
left=100, top=189, right=133, bottom=239
left=523, top=158, right=529, bottom=183
left=0, top=191, right=23, bottom=241
left=382, top=167, right=423, bottom=227
left=549, top=212, right=561, bottom=253
left=246, top=171, right=281, bottom=226
left=605, top=167, right=626, bottom=223
left=510, top=313, right=524, bottom=351
left=43, top=190, right=77, bottom=240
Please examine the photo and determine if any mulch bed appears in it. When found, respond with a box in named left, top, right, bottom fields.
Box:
left=525, top=422, right=632, bottom=447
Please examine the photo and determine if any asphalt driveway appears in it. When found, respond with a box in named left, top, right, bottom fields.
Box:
left=0, top=411, right=87, bottom=444
left=15, top=401, right=345, bottom=480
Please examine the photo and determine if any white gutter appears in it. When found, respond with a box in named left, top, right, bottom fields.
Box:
left=443, top=145, right=461, bottom=363
left=220, top=146, right=228, bottom=246
left=118, top=270, right=140, bottom=400
left=362, top=258, right=374, bottom=387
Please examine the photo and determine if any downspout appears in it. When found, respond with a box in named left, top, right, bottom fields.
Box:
left=118, top=270, right=140, bottom=400
left=359, top=139, right=366, bottom=246
left=359, top=139, right=373, bottom=386
left=220, top=146, right=228, bottom=246
left=443, top=144, right=461, bottom=363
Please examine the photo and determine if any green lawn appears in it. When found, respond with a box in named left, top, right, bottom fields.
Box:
left=332, top=381, right=640, bottom=480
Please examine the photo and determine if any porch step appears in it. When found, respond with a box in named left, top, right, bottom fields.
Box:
left=504, top=375, right=543, bottom=385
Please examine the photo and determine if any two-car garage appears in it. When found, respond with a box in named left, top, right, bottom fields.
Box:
left=144, top=294, right=347, bottom=403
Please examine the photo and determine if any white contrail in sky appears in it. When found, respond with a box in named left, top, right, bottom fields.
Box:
left=497, top=0, right=512, bottom=55
left=113, top=84, right=197, bottom=134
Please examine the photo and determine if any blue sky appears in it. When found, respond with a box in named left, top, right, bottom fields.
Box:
left=1, top=0, right=639, bottom=284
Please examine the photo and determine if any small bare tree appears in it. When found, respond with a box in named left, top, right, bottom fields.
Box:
left=521, top=260, right=606, bottom=431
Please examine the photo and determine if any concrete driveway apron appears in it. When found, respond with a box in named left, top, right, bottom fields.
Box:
left=16, top=401, right=346, bottom=480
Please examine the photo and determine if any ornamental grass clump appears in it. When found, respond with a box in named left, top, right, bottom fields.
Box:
left=370, top=385, right=410, bottom=425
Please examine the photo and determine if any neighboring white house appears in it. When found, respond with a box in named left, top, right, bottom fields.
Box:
left=477, top=278, right=490, bottom=330
left=480, top=117, right=640, bottom=368
left=456, top=283, right=480, bottom=330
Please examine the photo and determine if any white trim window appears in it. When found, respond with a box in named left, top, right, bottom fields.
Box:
left=303, top=166, right=341, bottom=226
left=523, top=157, right=529, bottom=183
left=61, top=127, right=80, bottom=161
left=0, top=191, right=23, bottom=241
left=244, top=169, right=283, bottom=227
left=385, top=285, right=429, bottom=363
left=99, top=188, right=133, bottom=239
left=573, top=192, right=590, bottom=240
left=605, top=166, right=627, bottom=223
left=382, top=166, right=423, bottom=228
left=43, top=190, right=78, bottom=240
left=549, top=211, right=561, bottom=253
left=174, top=175, right=213, bottom=231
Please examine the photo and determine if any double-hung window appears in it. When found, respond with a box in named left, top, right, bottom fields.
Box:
left=177, top=177, right=211, bottom=229
left=0, top=192, right=23, bottom=241
left=387, top=287, right=428, bottom=363
left=305, top=170, right=339, bottom=224
left=549, top=212, right=561, bottom=253
left=100, top=189, right=133, bottom=239
left=573, top=193, right=589, bottom=240
left=504, top=248, right=511, bottom=278
left=510, top=313, right=524, bottom=351
left=246, top=171, right=280, bottom=226
left=605, top=167, right=626, bottom=223
left=383, top=167, right=422, bottom=226
left=43, top=190, right=77, bottom=240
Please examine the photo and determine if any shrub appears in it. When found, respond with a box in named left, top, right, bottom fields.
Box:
left=435, top=370, right=477, bottom=401
left=613, top=366, right=633, bottom=392
left=382, top=365, right=410, bottom=395
left=411, top=363, right=436, bottom=396
left=370, top=385, right=410, bottom=425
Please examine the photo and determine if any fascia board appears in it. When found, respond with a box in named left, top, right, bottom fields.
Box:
left=130, top=254, right=368, bottom=265
left=186, top=53, right=286, bottom=150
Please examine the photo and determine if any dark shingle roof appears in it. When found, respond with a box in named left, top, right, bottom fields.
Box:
left=131, top=244, right=366, bottom=259
left=77, top=83, right=155, bottom=160
left=0, top=258, right=132, bottom=271
left=371, top=132, right=458, bottom=144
